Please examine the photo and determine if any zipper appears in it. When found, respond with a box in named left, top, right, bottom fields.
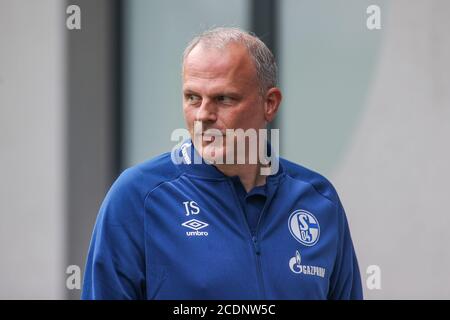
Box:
left=251, top=234, right=266, bottom=299
left=227, top=179, right=272, bottom=300
left=251, top=182, right=277, bottom=299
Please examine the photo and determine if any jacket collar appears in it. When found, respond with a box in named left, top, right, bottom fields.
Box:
left=173, top=139, right=284, bottom=182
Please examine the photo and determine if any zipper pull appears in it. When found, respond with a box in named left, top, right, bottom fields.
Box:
left=252, top=236, right=261, bottom=255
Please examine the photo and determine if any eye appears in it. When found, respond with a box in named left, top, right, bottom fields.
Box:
left=216, top=95, right=234, bottom=104
left=186, top=94, right=201, bottom=105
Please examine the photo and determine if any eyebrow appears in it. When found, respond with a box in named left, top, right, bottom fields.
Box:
left=183, top=89, right=200, bottom=96
left=183, top=88, right=242, bottom=98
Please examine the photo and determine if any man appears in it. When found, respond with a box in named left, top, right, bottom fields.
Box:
left=82, top=27, right=363, bottom=300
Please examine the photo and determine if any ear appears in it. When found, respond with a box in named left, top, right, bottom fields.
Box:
left=264, top=87, right=282, bottom=123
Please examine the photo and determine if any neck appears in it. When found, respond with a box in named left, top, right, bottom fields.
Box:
left=214, top=163, right=267, bottom=192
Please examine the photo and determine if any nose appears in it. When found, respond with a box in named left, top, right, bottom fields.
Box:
left=195, top=98, right=217, bottom=123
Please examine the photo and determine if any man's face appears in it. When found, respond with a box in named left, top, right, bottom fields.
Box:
left=182, top=42, right=267, bottom=163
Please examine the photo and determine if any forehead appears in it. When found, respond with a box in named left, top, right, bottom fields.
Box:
left=183, top=42, right=257, bottom=91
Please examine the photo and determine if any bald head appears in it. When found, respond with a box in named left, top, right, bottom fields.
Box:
left=183, top=42, right=258, bottom=92
left=182, top=27, right=278, bottom=95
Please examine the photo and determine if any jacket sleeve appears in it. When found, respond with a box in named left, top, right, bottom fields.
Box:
left=328, top=200, right=363, bottom=300
left=81, top=168, right=146, bottom=300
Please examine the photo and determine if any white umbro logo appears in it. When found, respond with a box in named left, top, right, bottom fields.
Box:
left=182, top=219, right=208, bottom=231
left=182, top=219, right=209, bottom=237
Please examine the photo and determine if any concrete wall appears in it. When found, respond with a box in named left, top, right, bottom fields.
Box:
left=65, top=0, right=119, bottom=300
left=0, top=0, right=118, bottom=299
left=0, top=0, right=65, bottom=299
left=280, top=0, right=450, bottom=299
left=333, top=0, right=450, bottom=299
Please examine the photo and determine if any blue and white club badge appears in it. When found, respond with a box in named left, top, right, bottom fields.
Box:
left=288, top=210, right=320, bottom=246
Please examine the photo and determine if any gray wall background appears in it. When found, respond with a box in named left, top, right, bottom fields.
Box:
left=65, top=0, right=119, bottom=300
left=123, top=0, right=250, bottom=167
left=1, top=0, right=449, bottom=299
left=333, top=0, right=450, bottom=299
left=0, top=0, right=65, bottom=299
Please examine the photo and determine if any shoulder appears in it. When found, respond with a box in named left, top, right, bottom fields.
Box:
left=100, top=152, right=182, bottom=224
left=280, top=158, right=341, bottom=207
left=112, top=152, right=182, bottom=196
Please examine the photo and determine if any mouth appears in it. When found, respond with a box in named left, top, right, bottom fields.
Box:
left=194, top=132, right=225, bottom=140
left=193, top=133, right=227, bottom=146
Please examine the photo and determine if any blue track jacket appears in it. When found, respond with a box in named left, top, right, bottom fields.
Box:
left=82, top=140, right=363, bottom=300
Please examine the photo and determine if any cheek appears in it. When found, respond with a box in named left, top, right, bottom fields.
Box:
left=183, top=107, right=195, bottom=125
left=232, top=102, right=265, bottom=127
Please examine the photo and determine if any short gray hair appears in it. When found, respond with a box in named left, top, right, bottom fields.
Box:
left=182, top=27, right=278, bottom=94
